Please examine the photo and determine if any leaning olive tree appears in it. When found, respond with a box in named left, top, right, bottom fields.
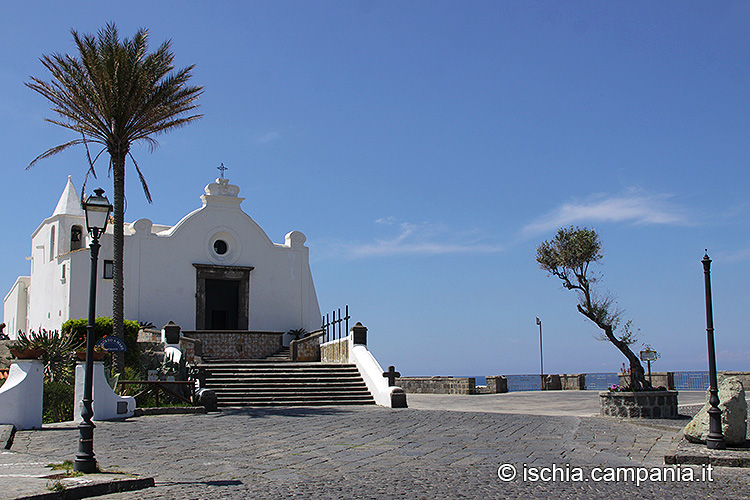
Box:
left=536, top=226, right=651, bottom=391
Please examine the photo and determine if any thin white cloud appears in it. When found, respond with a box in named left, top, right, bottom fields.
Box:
left=344, top=219, right=503, bottom=259
left=256, top=131, right=280, bottom=144
left=720, top=247, right=750, bottom=264
left=718, top=349, right=750, bottom=363
left=521, top=188, right=689, bottom=237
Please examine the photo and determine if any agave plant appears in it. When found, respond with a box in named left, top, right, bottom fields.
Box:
left=12, top=329, right=83, bottom=382
left=287, top=328, right=308, bottom=341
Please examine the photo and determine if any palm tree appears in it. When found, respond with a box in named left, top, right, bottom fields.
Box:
left=26, top=23, right=202, bottom=373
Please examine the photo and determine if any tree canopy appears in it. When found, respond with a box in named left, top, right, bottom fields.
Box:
left=26, top=23, right=203, bottom=193
left=537, top=226, right=651, bottom=390
left=27, top=23, right=202, bottom=373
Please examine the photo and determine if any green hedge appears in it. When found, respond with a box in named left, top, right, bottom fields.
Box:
left=44, top=381, right=74, bottom=423
left=61, top=317, right=140, bottom=371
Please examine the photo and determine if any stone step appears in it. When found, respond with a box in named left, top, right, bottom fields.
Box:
left=199, top=362, right=357, bottom=369
left=206, top=383, right=370, bottom=391
left=204, top=370, right=359, bottom=379
left=217, top=394, right=374, bottom=406
left=202, top=366, right=360, bottom=372
left=205, top=380, right=368, bottom=387
left=217, top=399, right=375, bottom=407
left=204, top=371, right=362, bottom=379
left=197, top=359, right=374, bottom=407
left=212, top=391, right=374, bottom=399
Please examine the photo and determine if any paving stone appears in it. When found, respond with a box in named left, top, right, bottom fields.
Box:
left=9, top=407, right=750, bottom=499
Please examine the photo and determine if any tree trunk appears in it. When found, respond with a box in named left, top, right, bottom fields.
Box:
left=577, top=304, right=651, bottom=391
left=111, top=154, right=126, bottom=374
left=604, top=326, right=651, bottom=391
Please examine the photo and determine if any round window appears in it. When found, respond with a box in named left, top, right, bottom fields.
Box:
left=213, top=239, right=228, bottom=255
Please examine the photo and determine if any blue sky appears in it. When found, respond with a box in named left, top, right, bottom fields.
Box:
left=1, top=2, right=748, bottom=377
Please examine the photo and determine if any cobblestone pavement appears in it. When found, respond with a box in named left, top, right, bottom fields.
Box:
left=12, top=407, right=750, bottom=499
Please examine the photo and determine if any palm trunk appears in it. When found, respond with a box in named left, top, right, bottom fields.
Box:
left=111, top=154, right=126, bottom=374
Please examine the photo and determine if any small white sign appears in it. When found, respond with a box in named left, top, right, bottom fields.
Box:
left=147, top=370, right=158, bottom=381
left=640, top=350, right=658, bottom=362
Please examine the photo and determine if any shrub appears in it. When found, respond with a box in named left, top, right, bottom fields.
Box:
left=43, top=381, right=74, bottom=423
left=61, top=317, right=140, bottom=372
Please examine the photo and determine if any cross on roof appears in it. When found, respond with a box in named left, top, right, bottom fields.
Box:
left=383, top=365, right=401, bottom=387
left=217, top=163, right=228, bottom=178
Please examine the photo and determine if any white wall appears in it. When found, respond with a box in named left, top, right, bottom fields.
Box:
left=3, top=276, right=29, bottom=338
left=121, top=187, right=321, bottom=331
left=6, top=177, right=321, bottom=334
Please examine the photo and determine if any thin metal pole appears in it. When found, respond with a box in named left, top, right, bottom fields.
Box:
left=536, top=318, right=544, bottom=390
left=703, top=251, right=726, bottom=449
left=345, top=305, right=349, bottom=333
left=74, top=229, right=101, bottom=472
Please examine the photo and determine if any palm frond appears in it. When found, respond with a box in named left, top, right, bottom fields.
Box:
left=27, top=22, right=202, bottom=185
left=27, top=139, right=88, bottom=169
left=128, top=153, right=152, bottom=203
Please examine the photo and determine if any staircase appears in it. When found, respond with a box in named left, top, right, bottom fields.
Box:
left=198, top=356, right=376, bottom=407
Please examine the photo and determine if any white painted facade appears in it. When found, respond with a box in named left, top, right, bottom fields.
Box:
left=3, top=176, right=321, bottom=337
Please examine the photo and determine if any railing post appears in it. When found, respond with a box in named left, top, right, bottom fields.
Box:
left=351, top=322, right=367, bottom=346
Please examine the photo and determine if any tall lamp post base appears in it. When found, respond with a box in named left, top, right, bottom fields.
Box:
left=73, top=188, right=112, bottom=473
left=703, top=252, right=726, bottom=450
left=74, top=419, right=97, bottom=472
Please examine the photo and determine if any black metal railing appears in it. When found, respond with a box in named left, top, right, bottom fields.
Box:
left=674, top=371, right=710, bottom=391
left=323, top=305, right=350, bottom=344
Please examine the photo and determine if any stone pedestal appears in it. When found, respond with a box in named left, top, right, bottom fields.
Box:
left=486, top=376, right=508, bottom=393
left=0, top=359, right=44, bottom=430
left=74, top=362, right=135, bottom=421
left=600, top=390, right=679, bottom=418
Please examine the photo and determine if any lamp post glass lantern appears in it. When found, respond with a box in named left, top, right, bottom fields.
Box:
left=74, top=188, right=111, bottom=473
left=84, top=188, right=111, bottom=236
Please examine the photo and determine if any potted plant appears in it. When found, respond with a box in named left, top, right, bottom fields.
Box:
left=76, top=345, right=108, bottom=361
left=287, top=328, right=308, bottom=341
left=8, top=331, right=46, bottom=359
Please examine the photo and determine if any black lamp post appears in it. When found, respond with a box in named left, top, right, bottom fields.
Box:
left=536, top=317, right=544, bottom=391
left=702, top=251, right=726, bottom=450
left=74, top=188, right=112, bottom=473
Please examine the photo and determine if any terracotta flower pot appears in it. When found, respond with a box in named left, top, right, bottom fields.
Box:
left=10, top=348, right=45, bottom=359
left=76, top=350, right=107, bottom=361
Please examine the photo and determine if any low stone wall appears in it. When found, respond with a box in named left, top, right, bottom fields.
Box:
left=618, top=372, right=675, bottom=390
left=719, top=371, right=750, bottom=390
left=182, top=330, right=283, bottom=360
left=179, top=337, right=200, bottom=364
left=0, top=340, right=12, bottom=371
left=396, top=376, right=476, bottom=395
left=561, top=374, right=586, bottom=390
left=291, top=331, right=324, bottom=362
left=321, top=338, right=349, bottom=363
left=137, top=329, right=162, bottom=343
left=486, top=375, right=508, bottom=393
left=600, top=390, right=679, bottom=418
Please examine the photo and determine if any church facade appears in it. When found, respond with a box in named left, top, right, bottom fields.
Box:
left=3, top=175, right=321, bottom=338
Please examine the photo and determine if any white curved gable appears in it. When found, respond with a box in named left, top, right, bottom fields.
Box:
left=4, top=175, right=322, bottom=337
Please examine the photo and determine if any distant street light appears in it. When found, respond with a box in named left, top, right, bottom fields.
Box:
left=702, top=251, right=726, bottom=450
left=75, top=188, right=112, bottom=473
left=536, top=317, right=544, bottom=391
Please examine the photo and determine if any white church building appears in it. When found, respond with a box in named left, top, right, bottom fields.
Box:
left=3, top=175, right=321, bottom=337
